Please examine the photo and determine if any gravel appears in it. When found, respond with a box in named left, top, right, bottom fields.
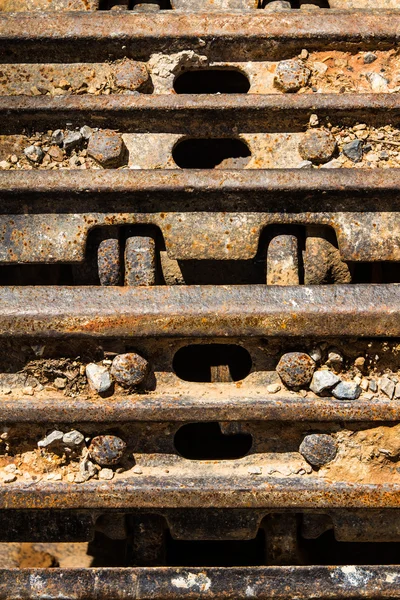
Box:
left=310, top=370, right=341, bottom=395
left=343, top=139, right=363, bottom=162
left=63, top=131, right=83, bottom=152
left=38, top=430, right=64, bottom=448
left=380, top=376, right=395, bottom=400
left=86, top=363, right=113, bottom=394
left=332, top=381, right=361, bottom=400
left=24, top=145, right=44, bottom=163
left=266, top=383, right=281, bottom=394
left=99, top=468, right=114, bottom=480
left=63, top=430, right=85, bottom=447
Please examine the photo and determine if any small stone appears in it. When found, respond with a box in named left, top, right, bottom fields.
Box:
left=4, top=464, right=17, bottom=473
left=54, top=377, right=67, bottom=390
left=99, top=468, right=114, bottom=480
left=86, top=363, right=113, bottom=394
left=276, top=352, right=315, bottom=389
left=299, top=434, right=337, bottom=467
left=360, top=378, right=369, bottom=391
left=264, top=0, right=291, bottom=10
left=59, top=79, right=70, bottom=90
left=354, top=356, right=365, bottom=369
left=332, top=381, right=361, bottom=401
left=52, top=129, right=64, bottom=146
left=343, top=139, right=363, bottom=163
left=312, top=61, right=328, bottom=76
left=22, top=386, right=34, bottom=396
left=297, top=160, right=313, bottom=169
left=367, top=72, right=388, bottom=92
left=309, top=346, right=322, bottom=363
left=363, top=52, right=377, bottom=64
left=248, top=466, right=262, bottom=474
left=309, top=114, right=319, bottom=127
left=326, top=350, right=344, bottom=373
left=298, top=129, right=337, bottom=164
left=24, top=145, right=44, bottom=164
left=321, top=159, right=341, bottom=169
left=380, top=376, right=395, bottom=400
left=63, top=430, right=85, bottom=447
left=274, top=59, right=311, bottom=93
left=66, top=473, right=75, bottom=483
left=299, top=49, right=309, bottom=60
left=80, top=459, right=97, bottom=479
left=0, top=160, right=11, bottom=169
left=369, top=379, right=378, bottom=393
left=2, top=473, right=17, bottom=483
left=111, top=352, right=149, bottom=387
left=394, top=383, right=400, bottom=399
left=88, top=435, right=127, bottom=466
left=266, top=383, right=281, bottom=394
left=10, top=155, right=18, bottom=164
left=113, top=61, right=149, bottom=91
left=63, top=131, right=83, bottom=152
left=38, top=430, right=64, bottom=448
left=310, top=370, right=340, bottom=395
left=80, top=125, right=93, bottom=140
left=132, top=466, right=143, bottom=474
left=47, top=145, right=64, bottom=161
left=87, top=130, right=126, bottom=168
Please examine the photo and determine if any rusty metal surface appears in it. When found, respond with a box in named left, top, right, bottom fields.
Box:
left=1, top=12, right=400, bottom=63
left=4, top=476, right=400, bottom=509
left=0, top=285, right=398, bottom=338
left=3, top=394, right=400, bottom=423
left=1, top=169, right=400, bottom=262
left=1, top=94, right=400, bottom=134
left=2, top=566, right=400, bottom=600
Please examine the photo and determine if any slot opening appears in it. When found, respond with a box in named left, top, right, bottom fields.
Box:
left=174, top=422, right=253, bottom=460
left=172, top=137, right=251, bottom=169
left=174, top=69, right=250, bottom=94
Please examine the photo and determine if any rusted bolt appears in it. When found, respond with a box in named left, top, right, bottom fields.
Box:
left=276, top=352, right=315, bottom=389
left=97, top=238, right=122, bottom=286
left=113, top=60, right=149, bottom=91
left=87, top=130, right=126, bottom=168
left=274, top=59, right=311, bottom=93
left=298, top=129, right=337, bottom=164
left=88, top=435, right=126, bottom=466
left=111, top=352, right=149, bottom=387
left=299, top=434, right=337, bottom=467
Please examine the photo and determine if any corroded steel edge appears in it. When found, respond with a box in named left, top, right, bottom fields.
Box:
left=0, top=167, right=399, bottom=195
left=0, top=285, right=398, bottom=337
left=3, top=478, right=400, bottom=508
left=1, top=566, right=400, bottom=600
left=0, top=12, right=399, bottom=63
left=2, top=395, right=400, bottom=423
left=0, top=94, right=400, bottom=134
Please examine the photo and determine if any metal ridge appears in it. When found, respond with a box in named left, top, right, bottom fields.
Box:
left=2, top=394, right=400, bottom=423
left=0, top=94, right=399, bottom=134
left=1, top=168, right=400, bottom=196
left=0, top=285, right=398, bottom=338
left=1, top=12, right=399, bottom=64
left=2, top=566, right=400, bottom=600
left=2, top=477, right=400, bottom=509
